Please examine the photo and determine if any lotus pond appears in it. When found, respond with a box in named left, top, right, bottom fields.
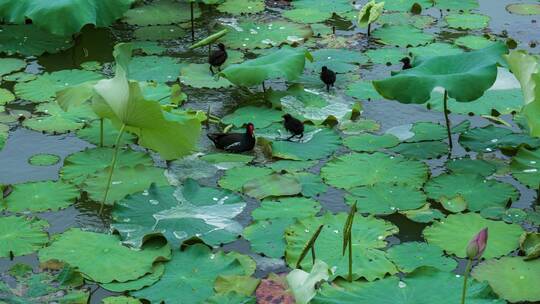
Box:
left=1, top=0, right=540, bottom=303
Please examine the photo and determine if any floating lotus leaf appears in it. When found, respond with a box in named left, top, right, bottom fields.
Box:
left=408, top=42, right=464, bottom=58
left=472, top=257, right=540, bottom=302
left=459, top=125, right=540, bottom=153
left=200, top=153, right=254, bottom=169
left=123, top=0, right=200, bottom=26
left=252, top=197, right=322, bottom=221
left=425, top=89, right=523, bottom=115
left=372, top=25, right=434, bottom=47
left=0, top=0, right=132, bottom=36
left=267, top=160, right=316, bottom=172
left=23, top=102, right=97, bottom=134
left=306, top=49, right=368, bottom=73
left=102, top=296, right=141, bottom=304
left=373, top=43, right=507, bottom=104
left=344, top=133, right=400, bottom=152
left=0, top=216, right=48, bottom=258
left=132, top=41, right=167, bottom=55
left=15, top=70, right=102, bottom=103
left=205, top=292, right=256, bottom=304
left=377, top=12, right=436, bottom=29
left=220, top=47, right=312, bottom=86
left=244, top=218, right=297, bottom=259
left=389, top=121, right=446, bottom=142
left=345, top=183, right=426, bottom=215
left=510, top=147, right=540, bottom=188
left=76, top=120, right=137, bottom=147
left=166, top=157, right=219, bottom=183
left=0, top=264, right=88, bottom=303
left=481, top=206, right=528, bottom=224
left=435, top=0, right=479, bottom=11
left=383, top=0, right=432, bottom=11
left=221, top=21, right=312, bottom=50
left=28, top=153, right=61, bottom=166
left=243, top=173, right=302, bottom=199
left=128, top=56, right=182, bottom=83
left=295, top=172, right=328, bottom=197
left=39, top=229, right=171, bottom=284
left=365, top=48, right=406, bottom=65
left=83, top=165, right=168, bottom=205
left=345, top=81, right=384, bottom=101
left=401, top=203, right=445, bottom=223
left=321, top=152, right=428, bottom=190
left=112, top=180, right=246, bottom=248
left=179, top=63, right=233, bottom=88
left=101, top=263, right=165, bottom=292
left=454, top=35, right=496, bottom=50
left=285, top=213, right=399, bottom=280
left=271, top=128, right=342, bottom=160
left=222, top=106, right=282, bottom=128
left=290, top=0, right=353, bottom=16
left=506, top=3, right=540, bottom=15
left=387, top=242, right=457, bottom=272
left=445, top=13, right=490, bottom=30
left=2, top=71, right=37, bottom=82
left=217, top=0, right=265, bottom=15
left=61, top=147, right=153, bottom=185
left=3, top=180, right=79, bottom=212
left=133, top=244, right=253, bottom=303
left=214, top=275, right=260, bottom=296
left=390, top=141, right=449, bottom=159
left=0, top=58, right=25, bottom=77
left=423, top=213, right=524, bottom=259
left=80, top=61, right=102, bottom=71
left=218, top=166, right=273, bottom=191
left=313, top=267, right=503, bottom=304
left=447, top=157, right=497, bottom=177
left=133, top=25, right=186, bottom=41
left=0, top=24, right=73, bottom=56
left=0, top=123, right=8, bottom=150
left=0, top=88, right=15, bottom=105
left=283, top=8, right=333, bottom=24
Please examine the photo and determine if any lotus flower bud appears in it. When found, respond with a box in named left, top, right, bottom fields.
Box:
left=466, top=228, right=488, bottom=259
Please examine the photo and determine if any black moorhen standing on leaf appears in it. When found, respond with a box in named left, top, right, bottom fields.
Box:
left=209, top=43, right=228, bottom=75
left=207, top=123, right=255, bottom=153
left=400, top=57, right=412, bottom=70
left=320, top=66, right=336, bottom=92
left=283, top=114, right=304, bottom=140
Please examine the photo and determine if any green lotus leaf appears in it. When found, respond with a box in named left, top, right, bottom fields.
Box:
left=267, top=159, right=316, bottom=172
left=313, top=267, right=503, bottom=304
left=425, top=89, right=523, bottom=115
left=271, top=128, right=341, bottom=160
left=447, top=157, right=497, bottom=177
left=387, top=242, right=457, bottom=272
left=0, top=58, right=25, bottom=77
left=472, top=256, right=540, bottom=302
left=321, top=152, right=428, bottom=190
left=401, top=203, right=445, bottom=223
left=345, top=183, right=426, bottom=215
left=306, top=49, right=367, bottom=73
left=365, top=48, right=406, bottom=65
left=204, top=292, right=256, bottom=304
left=423, top=212, right=524, bottom=259
left=102, top=296, right=141, bottom=304
left=0, top=216, right=48, bottom=258
left=454, top=35, right=496, bottom=50
left=520, top=232, right=540, bottom=260
left=80, top=61, right=102, bottom=71
left=189, top=29, right=229, bottom=50
left=28, top=153, right=61, bottom=166
left=445, top=13, right=490, bottom=30
left=390, top=141, right=449, bottom=159
left=244, top=218, right=297, bottom=259
left=358, top=1, right=385, bottom=28
left=372, top=25, right=434, bottom=47
left=285, top=213, right=399, bottom=280
left=23, top=102, right=97, bottom=134
left=166, top=156, right=219, bottom=183
left=373, top=43, right=507, bottom=104
left=2, top=71, right=37, bottom=82
left=112, top=180, right=246, bottom=248
left=123, top=0, right=200, bottom=26
left=133, top=25, right=186, bottom=41
left=76, top=119, right=137, bottom=147
left=82, top=165, right=168, bottom=205
left=132, top=41, right=167, bottom=55
left=128, top=56, right=182, bottom=83
left=252, top=197, right=322, bottom=221
left=0, top=264, right=88, bottom=303
left=3, top=180, right=79, bottom=212
left=200, top=153, right=254, bottom=169
left=506, top=3, right=540, bottom=15
left=291, top=0, right=352, bottom=14
left=39, top=229, right=170, bottom=284
left=377, top=12, right=436, bottom=29
left=0, top=123, right=8, bottom=150
left=218, top=166, right=273, bottom=191
left=383, top=0, right=432, bottom=11
left=220, top=47, right=311, bottom=87
left=344, top=133, right=400, bottom=152
left=133, top=244, right=253, bottom=303
left=459, top=125, right=540, bottom=153
left=0, top=0, right=132, bottom=36
left=510, top=147, right=540, bottom=188
left=101, top=263, right=165, bottom=292
left=435, top=0, right=479, bottom=11
left=295, top=172, right=328, bottom=197
left=389, top=121, right=447, bottom=142
left=60, top=147, right=153, bottom=185
left=287, top=259, right=330, bottom=304
left=0, top=24, right=73, bottom=56
left=15, top=69, right=102, bottom=103
left=214, top=275, right=260, bottom=296
left=0, top=88, right=15, bottom=105
left=480, top=206, right=528, bottom=224
left=345, top=81, right=384, bottom=101
left=243, top=173, right=302, bottom=199
left=221, top=21, right=312, bottom=50
left=408, top=42, right=464, bottom=58
left=179, top=63, right=233, bottom=88
left=283, top=8, right=332, bottom=24
left=221, top=106, right=282, bottom=129
left=217, top=0, right=264, bottom=15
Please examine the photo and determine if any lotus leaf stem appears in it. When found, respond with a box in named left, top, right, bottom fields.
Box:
left=367, top=23, right=371, bottom=37
left=99, top=123, right=126, bottom=215
left=460, top=258, right=473, bottom=304
left=99, top=118, right=104, bottom=147
left=190, top=2, right=195, bottom=42
left=443, top=90, right=453, bottom=151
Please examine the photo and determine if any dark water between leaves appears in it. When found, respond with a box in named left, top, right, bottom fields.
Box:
left=1, top=0, right=539, bottom=303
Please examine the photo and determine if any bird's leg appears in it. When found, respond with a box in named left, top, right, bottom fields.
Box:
left=209, top=65, right=214, bottom=75
left=262, top=81, right=266, bottom=92
left=286, top=134, right=295, bottom=141
left=326, top=84, right=330, bottom=92
left=218, top=66, right=222, bottom=72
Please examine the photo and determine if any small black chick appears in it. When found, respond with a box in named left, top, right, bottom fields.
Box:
left=209, top=43, right=228, bottom=75
left=283, top=114, right=304, bottom=140
left=320, top=66, right=336, bottom=92
left=400, top=57, right=412, bottom=70
left=207, top=123, right=255, bottom=153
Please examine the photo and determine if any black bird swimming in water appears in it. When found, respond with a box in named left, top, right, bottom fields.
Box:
left=400, top=57, right=412, bottom=70
left=283, top=114, right=304, bottom=140
left=320, top=66, right=336, bottom=92
left=207, top=123, right=255, bottom=153
left=209, top=43, right=228, bottom=75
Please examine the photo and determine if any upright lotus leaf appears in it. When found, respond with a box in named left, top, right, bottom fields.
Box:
left=112, top=180, right=246, bottom=248
left=510, top=147, right=540, bottom=188
left=285, top=213, right=399, bottom=280
left=38, top=229, right=171, bottom=284
left=0, top=24, right=74, bottom=56
left=357, top=1, right=385, bottom=30
left=286, top=260, right=330, bottom=304
left=387, top=242, right=457, bottom=273
left=219, top=47, right=312, bottom=87
left=133, top=244, right=253, bottom=303
left=313, top=267, right=504, bottom=304
left=472, top=257, right=540, bottom=302
left=123, top=0, right=200, bottom=26
left=0, top=216, right=48, bottom=258
left=423, top=213, right=524, bottom=259
left=505, top=50, right=540, bottom=136
left=190, top=29, right=229, bottom=49
left=3, top=180, right=79, bottom=212
left=0, top=0, right=133, bottom=36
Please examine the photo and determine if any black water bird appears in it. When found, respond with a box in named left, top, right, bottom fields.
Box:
left=209, top=43, right=228, bottom=74
left=283, top=114, right=304, bottom=140
left=207, top=123, right=255, bottom=153
left=400, top=57, right=412, bottom=70
left=320, top=66, right=336, bottom=92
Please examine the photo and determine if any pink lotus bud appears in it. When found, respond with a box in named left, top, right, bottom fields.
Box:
left=466, top=228, right=488, bottom=259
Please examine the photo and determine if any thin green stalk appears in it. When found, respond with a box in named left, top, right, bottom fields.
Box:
left=367, top=23, right=371, bottom=37
left=460, top=258, right=473, bottom=304
left=311, top=244, right=316, bottom=265
left=443, top=90, right=453, bottom=151
left=99, top=124, right=126, bottom=215
left=296, top=224, right=324, bottom=268
left=190, top=2, right=195, bottom=42
left=348, top=233, right=352, bottom=282
left=99, top=118, right=104, bottom=147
